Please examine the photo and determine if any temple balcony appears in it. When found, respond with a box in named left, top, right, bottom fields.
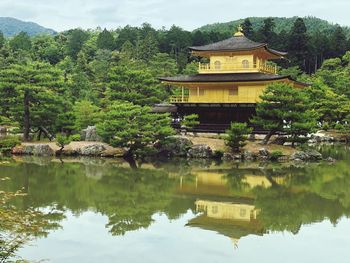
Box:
left=198, top=62, right=277, bottom=74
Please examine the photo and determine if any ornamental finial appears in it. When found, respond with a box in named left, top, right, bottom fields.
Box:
left=234, top=25, right=244, bottom=37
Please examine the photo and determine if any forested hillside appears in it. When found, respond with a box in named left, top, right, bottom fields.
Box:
left=197, top=16, right=350, bottom=37
left=0, top=17, right=56, bottom=37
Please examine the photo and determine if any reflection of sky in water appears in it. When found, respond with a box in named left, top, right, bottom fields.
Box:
left=19, top=210, right=350, bottom=263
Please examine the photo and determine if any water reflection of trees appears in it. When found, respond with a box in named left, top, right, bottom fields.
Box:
left=1, top=152, right=350, bottom=241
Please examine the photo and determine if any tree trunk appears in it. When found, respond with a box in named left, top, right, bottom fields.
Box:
left=262, top=130, right=275, bottom=145
left=23, top=90, right=30, bottom=141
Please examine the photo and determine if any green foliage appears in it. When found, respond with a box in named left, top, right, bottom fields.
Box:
left=97, top=101, right=174, bottom=159
left=70, top=134, right=81, bottom=141
left=105, top=65, right=165, bottom=106
left=0, top=184, right=57, bottom=262
left=73, top=100, right=101, bottom=131
left=96, top=29, right=115, bottom=50
left=224, top=122, right=253, bottom=152
left=0, top=61, right=65, bottom=141
left=66, top=29, right=89, bottom=60
left=9, top=32, right=32, bottom=51
left=252, top=83, right=318, bottom=146
left=269, top=151, right=283, bottom=161
left=55, top=134, right=72, bottom=153
left=180, top=114, right=200, bottom=130
left=0, top=136, right=21, bottom=153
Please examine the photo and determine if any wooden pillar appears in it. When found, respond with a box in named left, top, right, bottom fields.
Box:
left=181, top=86, right=184, bottom=102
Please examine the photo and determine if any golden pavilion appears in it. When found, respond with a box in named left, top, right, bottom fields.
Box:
left=160, top=26, right=308, bottom=132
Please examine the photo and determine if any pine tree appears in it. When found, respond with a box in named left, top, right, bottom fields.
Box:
left=0, top=62, right=65, bottom=141
left=9, top=32, right=32, bottom=51
left=288, top=18, right=308, bottom=71
left=251, top=83, right=317, bottom=146
left=96, top=29, right=116, bottom=50
left=241, top=18, right=254, bottom=38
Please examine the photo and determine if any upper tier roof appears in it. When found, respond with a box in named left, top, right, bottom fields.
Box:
left=189, top=35, right=287, bottom=57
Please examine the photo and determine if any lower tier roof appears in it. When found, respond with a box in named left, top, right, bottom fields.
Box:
left=160, top=73, right=308, bottom=86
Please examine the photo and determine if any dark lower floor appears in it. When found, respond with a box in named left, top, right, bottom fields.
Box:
left=173, top=103, right=262, bottom=133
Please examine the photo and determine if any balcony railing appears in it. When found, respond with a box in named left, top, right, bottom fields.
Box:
left=170, top=95, right=189, bottom=103
left=198, top=62, right=277, bottom=74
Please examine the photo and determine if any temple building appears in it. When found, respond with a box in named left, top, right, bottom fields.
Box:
left=159, top=26, right=308, bottom=132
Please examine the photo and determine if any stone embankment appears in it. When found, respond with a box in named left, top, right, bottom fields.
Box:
left=12, top=141, right=125, bottom=157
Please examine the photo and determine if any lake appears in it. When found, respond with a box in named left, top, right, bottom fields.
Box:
left=1, top=145, right=350, bottom=263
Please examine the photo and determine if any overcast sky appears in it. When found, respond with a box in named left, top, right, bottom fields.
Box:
left=0, top=0, right=349, bottom=31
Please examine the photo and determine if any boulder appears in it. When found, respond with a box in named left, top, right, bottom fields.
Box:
left=243, top=151, right=256, bottom=161
left=187, top=144, right=213, bottom=159
left=0, top=126, right=7, bottom=133
left=12, top=146, right=25, bottom=155
left=290, top=151, right=309, bottom=161
left=158, top=135, right=193, bottom=157
left=290, top=150, right=323, bottom=161
left=81, top=126, right=102, bottom=142
left=79, top=144, right=106, bottom=156
left=23, top=145, right=35, bottom=155
left=258, top=148, right=270, bottom=157
left=100, top=148, right=126, bottom=157
left=326, top=157, right=336, bottom=163
left=305, top=149, right=323, bottom=161
left=222, top=153, right=241, bottom=161
left=32, top=144, right=55, bottom=156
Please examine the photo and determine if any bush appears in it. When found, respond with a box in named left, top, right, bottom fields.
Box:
left=70, top=134, right=81, bottom=141
left=269, top=151, right=283, bottom=161
left=0, top=136, right=21, bottom=153
left=225, top=122, right=253, bottom=152
left=212, top=150, right=224, bottom=159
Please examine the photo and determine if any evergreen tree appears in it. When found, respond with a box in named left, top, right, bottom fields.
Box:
left=288, top=18, right=308, bottom=71
left=66, top=29, right=89, bottom=59
left=9, top=32, right=32, bottom=51
left=0, top=62, right=65, bottom=141
left=251, top=83, right=317, bottom=146
left=241, top=18, right=254, bottom=38
left=97, top=101, right=174, bottom=159
left=96, top=29, right=116, bottom=50
left=330, top=25, right=348, bottom=58
left=105, top=65, right=165, bottom=106
left=138, top=32, right=159, bottom=62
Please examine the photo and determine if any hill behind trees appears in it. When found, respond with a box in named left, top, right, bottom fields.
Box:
left=0, top=17, right=56, bottom=37
left=197, top=16, right=350, bottom=37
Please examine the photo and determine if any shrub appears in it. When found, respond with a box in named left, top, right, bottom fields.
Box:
left=212, top=150, right=224, bottom=159
left=269, top=151, right=283, bottom=161
left=70, top=134, right=81, bottom=141
left=224, top=122, right=253, bottom=152
left=0, top=136, right=21, bottom=153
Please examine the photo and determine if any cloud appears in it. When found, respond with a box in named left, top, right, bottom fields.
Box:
left=0, top=0, right=348, bottom=31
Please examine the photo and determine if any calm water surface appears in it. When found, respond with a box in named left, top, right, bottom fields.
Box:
left=1, top=145, right=350, bottom=263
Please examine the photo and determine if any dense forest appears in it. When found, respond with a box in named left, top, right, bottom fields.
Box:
left=0, top=16, right=349, bottom=156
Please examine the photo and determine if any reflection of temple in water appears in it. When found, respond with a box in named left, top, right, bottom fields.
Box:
left=177, top=168, right=286, bottom=247
left=188, top=199, right=264, bottom=248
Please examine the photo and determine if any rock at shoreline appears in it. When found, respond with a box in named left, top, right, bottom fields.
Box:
left=258, top=148, right=270, bottom=157
left=290, top=150, right=323, bottom=161
left=81, top=126, right=102, bottom=142
left=243, top=151, right=256, bottom=161
left=79, top=144, right=106, bottom=156
left=12, top=144, right=54, bottom=156
left=33, top=144, right=55, bottom=156
left=187, top=144, right=213, bottom=159
left=222, top=152, right=241, bottom=161
left=157, top=135, right=193, bottom=157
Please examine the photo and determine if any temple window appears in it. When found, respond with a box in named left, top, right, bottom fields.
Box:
left=214, top=61, right=221, bottom=70
left=198, top=89, right=205, bottom=96
left=212, top=206, right=218, bottom=214
left=242, top=60, right=249, bottom=68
